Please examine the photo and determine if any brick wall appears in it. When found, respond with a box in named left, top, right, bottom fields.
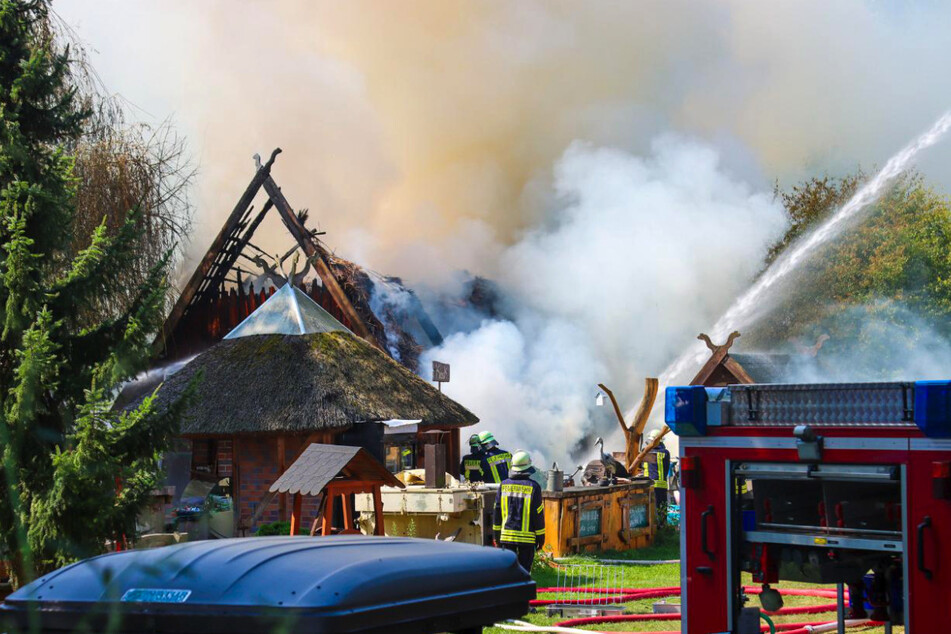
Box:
left=216, top=440, right=233, bottom=478
left=235, top=434, right=330, bottom=532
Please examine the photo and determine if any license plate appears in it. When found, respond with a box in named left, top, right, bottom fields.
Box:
left=121, top=588, right=191, bottom=603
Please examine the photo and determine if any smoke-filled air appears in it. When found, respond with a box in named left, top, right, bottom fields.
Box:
left=420, top=138, right=787, bottom=461
left=58, top=0, right=951, bottom=464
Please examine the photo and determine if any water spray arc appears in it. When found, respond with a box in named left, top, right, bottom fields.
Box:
left=658, top=110, right=951, bottom=389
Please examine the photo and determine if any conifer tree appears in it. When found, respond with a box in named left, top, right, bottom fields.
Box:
left=0, top=0, right=190, bottom=585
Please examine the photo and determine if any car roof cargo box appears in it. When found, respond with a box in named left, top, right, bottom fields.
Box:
left=1, top=536, right=535, bottom=634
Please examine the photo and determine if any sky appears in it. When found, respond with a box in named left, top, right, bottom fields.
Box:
left=55, top=1, right=951, bottom=461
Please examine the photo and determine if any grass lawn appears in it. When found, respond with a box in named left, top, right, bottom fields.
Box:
left=484, top=528, right=903, bottom=634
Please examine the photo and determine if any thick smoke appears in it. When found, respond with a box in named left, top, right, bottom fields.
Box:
left=57, top=0, right=951, bottom=279
left=421, top=137, right=786, bottom=463
left=57, top=1, right=951, bottom=462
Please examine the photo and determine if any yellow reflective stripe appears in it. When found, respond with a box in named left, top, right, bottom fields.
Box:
left=642, top=462, right=649, bottom=477
left=500, top=530, right=536, bottom=543
left=535, top=527, right=546, bottom=535
left=537, top=503, right=544, bottom=514
left=501, top=492, right=508, bottom=525
left=488, top=454, right=509, bottom=483
left=490, top=462, right=501, bottom=482
left=521, top=493, right=531, bottom=533
left=500, top=536, right=535, bottom=544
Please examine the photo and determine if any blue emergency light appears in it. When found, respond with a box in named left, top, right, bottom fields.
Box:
left=665, top=381, right=951, bottom=437
left=665, top=385, right=708, bottom=436
left=914, top=381, right=951, bottom=438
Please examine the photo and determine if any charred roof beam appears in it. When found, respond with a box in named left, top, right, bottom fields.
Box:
left=153, top=148, right=282, bottom=356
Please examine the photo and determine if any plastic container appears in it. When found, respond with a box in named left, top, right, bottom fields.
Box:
left=1, top=536, right=535, bottom=633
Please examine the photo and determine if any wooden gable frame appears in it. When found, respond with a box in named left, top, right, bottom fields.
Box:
left=153, top=148, right=376, bottom=360
left=689, top=331, right=755, bottom=387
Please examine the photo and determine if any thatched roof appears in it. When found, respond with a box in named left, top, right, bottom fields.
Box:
left=135, top=331, right=478, bottom=435
left=729, top=353, right=802, bottom=384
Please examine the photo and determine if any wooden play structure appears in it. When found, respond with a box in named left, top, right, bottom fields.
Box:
left=269, top=443, right=404, bottom=536
left=597, top=377, right=659, bottom=473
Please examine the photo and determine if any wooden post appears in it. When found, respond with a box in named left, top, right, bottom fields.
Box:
left=424, top=443, right=446, bottom=488
left=232, top=435, right=241, bottom=536
left=321, top=485, right=335, bottom=537
left=341, top=493, right=354, bottom=531
left=289, top=493, right=302, bottom=536
left=598, top=379, right=658, bottom=472
left=373, top=484, right=385, bottom=536
left=277, top=435, right=287, bottom=522
left=448, top=428, right=461, bottom=477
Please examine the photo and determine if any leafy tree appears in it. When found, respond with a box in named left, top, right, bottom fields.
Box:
left=764, top=171, right=864, bottom=266
left=748, top=171, right=951, bottom=361
left=0, top=0, right=192, bottom=585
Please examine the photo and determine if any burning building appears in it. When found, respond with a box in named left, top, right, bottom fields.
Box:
left=154, top=148, right=443, bottom=371
left=126, top=150, right=477, bottom=536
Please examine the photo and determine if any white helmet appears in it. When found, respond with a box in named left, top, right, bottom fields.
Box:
left=646, top=429, right=662, bottom=444
left=510, top=450, right=533, bottom=473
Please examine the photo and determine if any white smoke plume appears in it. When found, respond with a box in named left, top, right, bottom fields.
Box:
left=56, top=0, right=951, bottom=280
left=56, top=1, right=951, bottom=463
left=421, top=137, right=786, bottom=463
left=789, top=302, right=951, bottom=384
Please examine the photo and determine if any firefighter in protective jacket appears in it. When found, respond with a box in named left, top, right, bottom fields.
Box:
left=641, top=429, right=671, bottom=517
left=492, top=450, right=545, bottom=572
left=459, top=434, right=485, bottom=482
left=478, top=430, right=511, bottom=484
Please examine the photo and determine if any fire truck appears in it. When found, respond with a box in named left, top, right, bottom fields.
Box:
left=667, top=380, right=951, bottom=633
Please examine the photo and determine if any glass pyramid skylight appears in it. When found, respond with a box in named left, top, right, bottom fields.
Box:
left=224, top=283, right=351, bottom=339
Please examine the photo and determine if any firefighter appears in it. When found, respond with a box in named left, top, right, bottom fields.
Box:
left=459, top=434, right=485, bottom=482
left=477, top=430, right=512, bottom=484
left=642, top=429, right=671, bottom=518
left=492, top=450, right=545, bottom=572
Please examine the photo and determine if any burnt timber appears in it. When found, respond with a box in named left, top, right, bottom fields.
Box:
left=152, top=148, right=421, bottom=362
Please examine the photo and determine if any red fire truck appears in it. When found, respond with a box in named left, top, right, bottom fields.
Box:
left=667, top=381, right=951, bottom=633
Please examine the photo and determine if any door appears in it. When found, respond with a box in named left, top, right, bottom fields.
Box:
left=682, top=448, right=730, bottom=633
left=907, top=445, right=951, bottom=632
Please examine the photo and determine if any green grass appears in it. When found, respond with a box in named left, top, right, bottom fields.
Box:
left=485, top=529, right=903, bottom=634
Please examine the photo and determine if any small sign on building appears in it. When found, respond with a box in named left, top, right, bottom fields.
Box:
left=432, top=361, right=450, bottom=383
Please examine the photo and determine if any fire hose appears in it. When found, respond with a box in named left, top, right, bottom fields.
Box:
left=506, top=585, right=882, bottom=634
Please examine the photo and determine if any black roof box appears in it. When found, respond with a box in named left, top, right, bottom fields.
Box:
left=1, top=536, right=534, bottom=633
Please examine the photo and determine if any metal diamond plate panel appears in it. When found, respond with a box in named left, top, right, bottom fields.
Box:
left=727, top=382, right=916, bottom=427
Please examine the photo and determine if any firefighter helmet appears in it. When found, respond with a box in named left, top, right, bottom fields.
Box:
left=646, top=429, right=662, bottom=444
left=468, top=434, right=481, bottom=450
left=510, top=450, right=532, bottom=472
left=478, top=430, right=499, bottom=449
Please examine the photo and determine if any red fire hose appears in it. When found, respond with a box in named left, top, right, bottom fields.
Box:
left=533, top=585, right=881, bottom=633
left=530, top=586, right=680, bottom=606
